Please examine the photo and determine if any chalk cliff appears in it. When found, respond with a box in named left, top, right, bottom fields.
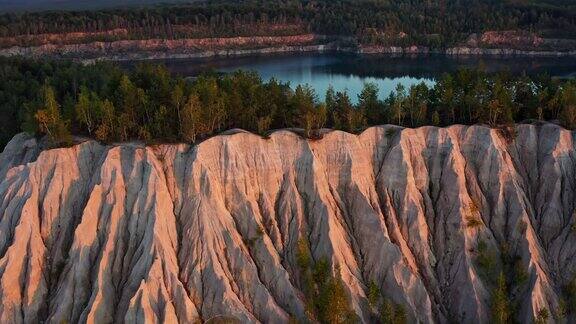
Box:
left=0, top=124, right=575, bottom=323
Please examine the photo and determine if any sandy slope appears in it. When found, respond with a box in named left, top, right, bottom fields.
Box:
left=0, top=124, right=574, bottom=323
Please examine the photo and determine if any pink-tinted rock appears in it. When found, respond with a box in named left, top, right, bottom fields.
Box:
left=0, top=124, right=572, bottom=323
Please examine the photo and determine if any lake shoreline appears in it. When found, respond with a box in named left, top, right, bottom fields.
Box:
left=146, top=52, right=576, bottom=104
left=1, top=34, right=575, bottom=64
left=83, top=44, right=576, bottom=64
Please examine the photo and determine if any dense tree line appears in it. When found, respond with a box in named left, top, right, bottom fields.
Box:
left=0, top=0, right=575, bottom=48
left=0, top=57, right=575, bottom=149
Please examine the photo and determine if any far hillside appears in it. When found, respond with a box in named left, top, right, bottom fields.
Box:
left=0, top=0, right=575, bottom=51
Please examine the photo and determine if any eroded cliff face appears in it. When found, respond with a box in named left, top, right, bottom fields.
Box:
left=0, top=124, right=575, bottom=323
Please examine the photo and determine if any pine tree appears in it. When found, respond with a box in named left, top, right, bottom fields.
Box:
left=293, top=85, right=317, bottom=137
left=491, top=272, right=511, bottom=324
left=358, top=82, right=381, bottom=125
left=315, top=263, right=356, bottom=324
left=380, top=299, right=407, bottom=324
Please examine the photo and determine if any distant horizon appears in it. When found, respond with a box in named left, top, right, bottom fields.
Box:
left=0, top=0, right=193, bottom=13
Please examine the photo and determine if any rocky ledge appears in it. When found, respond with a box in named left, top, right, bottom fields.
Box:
left=2, top=33, right=576, bottom=62
left=0, top=124, right=575, bottom=323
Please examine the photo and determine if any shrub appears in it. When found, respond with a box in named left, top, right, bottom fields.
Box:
left=563, top=276, right=576, bottom=314
left=554, top=299, right=566, bottom=320
left=380, top=298, right=407, bottom=324
left=517, top=220, right=528, bottom=234
left=255, top=225, right=265, bottom=237
left=534, top=308, right=549, bottom=324
left=466, top=215, right=483, bottom=229
left=385, top=128, right=397, bottom=138
left=513, top=258, right=528, bottom=287
left=367, top=281, right=380, bottom=308
left=498, top=125, right=518, bottom=144
left=476, top=240, right=498, bottom=280
left=469, top=201, right=480, bottom=214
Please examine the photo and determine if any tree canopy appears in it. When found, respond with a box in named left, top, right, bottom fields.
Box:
left=0, top=0, right=575, bottom=49
left=0, top=57, right=575, bottom=148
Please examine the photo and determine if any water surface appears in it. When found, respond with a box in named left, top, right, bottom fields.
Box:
left=157, top=53, right=576, bottom=102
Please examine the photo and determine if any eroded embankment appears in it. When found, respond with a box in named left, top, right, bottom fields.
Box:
left=1, top=33, right=575, bottom=62
left=0, top=124, right=575, bottom=323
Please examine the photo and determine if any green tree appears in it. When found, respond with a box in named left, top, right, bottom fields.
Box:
left=380, top=298, right=407, bottom=324
left=514, top=76, right=539, bottom=121
left=491, top=272, right=511, bottom=324
left=479, top=79, right=515, bottom=127
left=431, top=110, right=441, bottom=126
left=152, top=105, right=170, bottom=139
left=315, top=262, right=356, bottom=324
left=94, top=99, right=116, bottom=142
left=293, top=84, right=319, bottom=137
left=358, top=82, right=382, bottom=125
left=407, top=82, right=429, bottom=127
left=34, top=84, right=71, bottom=145
left=437, top=74, right=456, bottom=124
left=334, top=91, right=365, bottom=132
left=560, top=82, right=576, bottom=129
left=116, top=75, right=142, bottom=139
left=257, top=115, right=273, bottom=137
left=75, top=86, right=101, bottom=136
left=563, top=274, right=576, bottom=315
left=535, top=308, right=549, bottom=324
left=367, top=281, right=380, bottom=308
left=180, top=94, right=203, bottom=143
left=391, top=84, right=407, bottom=126
left=194, top=76, right=226, bottom=135
left=172, top=81, right=186, bottom=136
left=326, top=86, right=339, bottom=127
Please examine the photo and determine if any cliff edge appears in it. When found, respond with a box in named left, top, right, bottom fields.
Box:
left=0, top=124, right=574, bottom=323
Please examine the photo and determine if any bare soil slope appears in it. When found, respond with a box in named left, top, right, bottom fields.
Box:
left=0, top=124, right=574, bottom=323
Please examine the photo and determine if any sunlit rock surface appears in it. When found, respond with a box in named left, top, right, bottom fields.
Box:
left=0, top=124, right=574, bottom=323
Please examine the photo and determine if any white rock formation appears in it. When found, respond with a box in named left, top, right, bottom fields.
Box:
left=0, top=124, right=574, bottom=323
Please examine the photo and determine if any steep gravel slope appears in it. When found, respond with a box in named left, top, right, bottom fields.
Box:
left=0, top=124, right=574, bottom=323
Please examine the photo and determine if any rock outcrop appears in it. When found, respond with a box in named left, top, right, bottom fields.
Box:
left=2, top=33, right=575, bottom=62
left=0, top=34, right=330, bottom=60
left=0, top=124, right=575, bottom=323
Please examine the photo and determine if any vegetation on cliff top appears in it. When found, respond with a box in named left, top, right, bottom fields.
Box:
left=0, top=57, right=576, bottom=148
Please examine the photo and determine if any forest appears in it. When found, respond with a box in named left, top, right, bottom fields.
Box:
left=0, top=0, right=575, bottom=48
left=0, top=57, right=575, bottom=149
